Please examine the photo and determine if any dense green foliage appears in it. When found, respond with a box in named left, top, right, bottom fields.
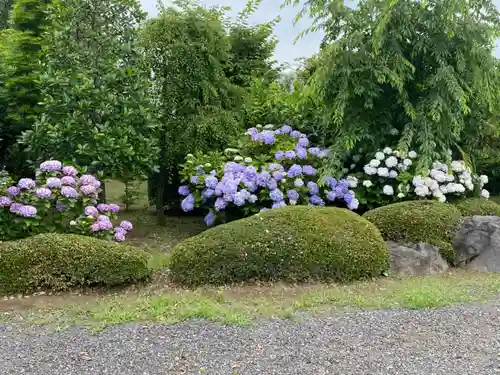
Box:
left=363, top=201, right=463, bottom=262
left=170, top=206, right=389, bottom=286
left=455, top=198, right=500, bottom=217
left=0, top=233, right=151, bottom=294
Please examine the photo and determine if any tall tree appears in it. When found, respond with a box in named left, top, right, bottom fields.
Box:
left=285, top=0, right=500, bottom=172
left=0, top=0, right=13, bottom=29
left=20, top=0, right=158, bottom=196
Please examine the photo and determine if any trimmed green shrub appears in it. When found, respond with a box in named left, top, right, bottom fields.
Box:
left=363, top=200, right=462, bottom=263
left=0, top=233, right=151, bottom=295
left=170, top=206, right=389, bottom=286
left=454, top=198, right=500, bottom=217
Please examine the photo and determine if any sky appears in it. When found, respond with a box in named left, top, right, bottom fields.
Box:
left=139, top=0, right=324, bottom=64
left=139, top=0, right=500, bottom=63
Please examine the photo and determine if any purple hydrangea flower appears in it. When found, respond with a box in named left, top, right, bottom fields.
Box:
left=98, top=215, right=111, bottom=222
left=35, top=187, right=52, bottom=199
left=97, top=203, right=109, bottom=212
left=84, top=206, right=99, bottom=216
left=18, top=178, right=36, bottom=190
left=280, top=124, right=292, bottom=134
left=115, top=226, right=127, bottom=235
left=294, top=178, right=304, bottom=187
left=61, top=186, right=78, bottom=198
left=9, top=202, right=22, bottom=213
left=80, top=184, right=97, bottom=196
left=181, top=194, right=195, bottom=212
left=270, top=189, right=284, bottom=202
left=259, top=130, right=275, bottom=145
left=296, top=147, right=307, bottom=159
left=214, top=197, right=227, bottom=211
left=290, top=130, right=301, bottom=139
left=62, top=165, right=78, bottom=176
left=108, top=204, right=120, bottom=213
left=307, top=181, right=319, bottom=194
left=272, top=171, right=284, bottom=181
left=6, top=186, right=20, bottom=196
left=0, top=196, right=12, bottom=207
left=272, top=200, right=287, bottom=209
left=178, top=185, right=190, bottom=196
left=308, top=147, right=320, bottom=156
left=114, top=232, right=126, bottom=242
left=284, top=151, right=296, bottom=160
left=205, top=176, right=218, bottom=189
left=56, top=203, right=67, bottom=212
left=39, top=160, right=62, bottom=172
left=46, top=177, right=62, bottom=189
left=344, top=193, right=353, bottom=205
left=275, top=151, right=285, bottom=161
left=327, top=191, right=337, bottom=201
left=61, top=176, right=76, bottom=186
left=98, top=220, right=113, bottom=231
left=310, top=195, right=325, bottom=206
left=79, top=175, right=101, bottom=188
left=18, top=205, right=37, bottom=217
left=267, top=179, right=278, bottom=190
left=204, top=211, right=216, bottom=226
left=91, top=223, right=100, bottom=232
left=120, top=220, right=133, bottom=232
left=298, top=138, right=309, bottom=147
left=287, top=164, right=302, bottom=178
left=302, top=165, right=317, bottom=176
left=287, top=189, right=299, bottom=201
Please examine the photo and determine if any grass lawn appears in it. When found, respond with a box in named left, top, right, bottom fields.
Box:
left=0, top=184, right=500, bottom=330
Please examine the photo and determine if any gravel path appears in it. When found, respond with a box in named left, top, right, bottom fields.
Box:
left=2, top=303, right=500, bottom=375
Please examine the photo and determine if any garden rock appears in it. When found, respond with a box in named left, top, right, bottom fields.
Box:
left=452, top=216, right=500, bottom=272
left=386, top=241, right=449, bottom=276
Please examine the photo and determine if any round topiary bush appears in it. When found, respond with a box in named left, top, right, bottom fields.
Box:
left=169, top=206, right=389, bottom=286
left=0, top=233, right=151, bottom=295
left=454, top=198, right=500, bottom=217
left=363, top=200, right=462, bottom=262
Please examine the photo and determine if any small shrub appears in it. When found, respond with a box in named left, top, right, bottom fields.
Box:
left=454, top=198, right=500, bottom=217
left=0, top=233, right=151, bottom=295
left=170, top=206, right=389, bottom=286
left=363, top=200, right=462, bottom=262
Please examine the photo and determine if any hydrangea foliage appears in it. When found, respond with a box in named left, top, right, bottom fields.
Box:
left=179, top=124, right=360, bottom=225
left=0, top=161, right=132, bottom=242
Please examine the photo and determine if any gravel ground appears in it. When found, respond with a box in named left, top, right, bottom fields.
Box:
left=2, top=303, right=500, bottom=375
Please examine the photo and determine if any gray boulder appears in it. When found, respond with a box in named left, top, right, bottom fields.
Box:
left=452, top=215, right=500, bottom=272
left=386, top=241, right=449, bottom=277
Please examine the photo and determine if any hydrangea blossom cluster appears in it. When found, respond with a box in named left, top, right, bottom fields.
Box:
left=0, top=161, right=132, bottom=242
left=179, top=124, right=359, bottom=226
left=352, top=147, right=490, bottom=208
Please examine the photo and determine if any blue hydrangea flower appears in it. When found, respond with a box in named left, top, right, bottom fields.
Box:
left=202, top=188, right=215, bottom=199
left=214, top=197, right=228, bottom=211
left=244, top=166, right=257, bottom=180
left=267, top=179, right=278, bottom=190
left=178, top=185, right=190, bottom=196
left=18, top=178, right=36, bottom=190
left=257, top=171, right=271, bottom=187
left=325, top=176, right=337, bottom=188
left=190, top=175, right=200, bottom=185
left=233, top=192, right=246, bottom=206
left=244, top=179, right=258, bottom=192
left=302, top=165, right=317, bottom=176
left=248, top=194, right=258, bottom=203
left=268, top=163, right=283, bottom=172
left=272, top=171, right=284, bottom=181
left=222, top=181, right=238, bottom=195
left=298, top=138, right=309, bottom=147
left=327, top=191, right=337, bottom=201
left=259, top=130, right=275, bottom=145
left=40, top=160, right=62, bottom=172
left=344, top=193, right=353, bottom=205
left=275, top=151, right=285, bottom=161
left=260, top=207, right=270, bottom=213
left=290, top=130, right=301, bottom=139
left=6, top=186, right=20, bottom=196
left=280, top=124, right=292, bottom=134
left=0, top=196, right=12, bottom=207
left=287, top=164, right=302, bottom=178
left=307, top=181, right=319, bottom=194
left=270, top=189, right=284, bottom=202
left=46, top=177, right=62, bottom=189
left=287, top=189, right=299, bottom=201
left=181, top=194, right=195, bottom=212
left=272, top=200, right=287, bottom=209
left=204, top=211, right=216, bottom=226
left=223, top=193, right=234, bottom=202
left=35, top=187, right=52, bottom=199
left=61, top=186, right=78, bottom=198
left=205, top=176, right=218, bottom=189
left=348, top=198, right=359, bottom=210
left=210, top=170, right=217, bottom=176
left=295, top=147, right=307, bottom=159
left=284, top=151, right=296, bottom=160
left=310, top=195, right=325, bottom=206
left=294, top=178, right=304, bottom=187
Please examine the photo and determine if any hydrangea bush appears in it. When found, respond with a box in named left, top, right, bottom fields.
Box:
left=349, top=147, right=490, bottom=209
left=0, top=161, right=133, bottom=242
left=179, top=124, right=360, bottom=226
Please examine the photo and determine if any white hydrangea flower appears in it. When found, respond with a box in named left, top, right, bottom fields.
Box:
left=451, top=160, right=465, bottom=172
left=412, top=176, right=424, bottom=187
left=377, top=167, right=389, bottom=177
left=397, top=192, right=405, bottom=198
left=393, top=150, right=400, bottom=157
left=362, top=180, right=373, bottom=188
left=289, top=200, right=297, bottom=205
left=389, top=128, right=399, bottom=135
left=375, top=152, right=385, bottom=160
left=369, top=159, right=381, bottom=168
left=430, top=169, right=446, bottom=183
left=439, top=185, right=448, bottom=194
left=424, top=177, right=439, bottom=191
left=437, top=194, right=447, bottom=203
left=342, top=168, right=349, bottom=174
left=385, top=156, right=398, bottom=168
left=244, top=157, right=253, bottom=163
left=389, top=170, right=398, bottom=178
left=480, top=189, right=490, bottom=199
left=263, top=124, right=274, bottom=129
left=403, top=158, right=412, bottom=167
left=382, top=185, right=394, bottom=195
left=383, top=147, right=393, bottom=155
left=70, top=220, right=77, bottom=226
left=408, top=151, right=417, bottom=159
left=364, top=166, right=377, bottom=175
left=347, top=176, right=358, bottom=188
left=465, top=181, right=474, bottom=191
left=352, top=154, right=362, bottom=163
left=445, top=174, right=455, bottom=182
left=234, top=156, right=243, bottom=161
left=479, top=175, right=489, bottom=185
left=397, top=163, right=408, bottom=172
left=350, top=164, right=356, bottom=169
left=415, top=185, right=430, bottom=196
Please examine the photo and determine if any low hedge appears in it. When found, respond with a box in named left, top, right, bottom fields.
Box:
left=363, top=200, right=462, bottom=263
left=454, top=198, right=500, bottom=217
left=0, top=233, right=151, bottom=295
left=170, top=206, right=389, bottom=286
